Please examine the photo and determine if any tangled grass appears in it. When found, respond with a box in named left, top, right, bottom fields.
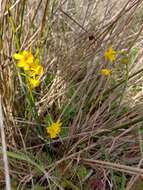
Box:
left=1, top=0, right=143, bottom=189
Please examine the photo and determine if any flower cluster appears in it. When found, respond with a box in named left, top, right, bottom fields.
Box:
left=101, top=46, right=117, bottom=76
left=47, top=120, right=62, bottom=139
left=13, top=50, right=43, bottom=89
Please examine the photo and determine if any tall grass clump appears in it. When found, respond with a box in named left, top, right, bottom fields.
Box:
left=1, top=0, right=143, bottom=189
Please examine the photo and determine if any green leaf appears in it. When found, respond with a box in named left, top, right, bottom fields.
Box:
left=44, top=113, right=53, bottom=126
left=61, top=179, right=80, bottom=190
left=130, top=47, right=138, bottom=65
left=61, top=127, right=69, bottom=138
left=120, top=174, right=126, bottom=190
left=77, top=165, right=88, bottom=180
left=130, top=179, right=143, bottom=190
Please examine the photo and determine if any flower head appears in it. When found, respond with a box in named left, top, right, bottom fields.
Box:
left=29, top=60, right=44, bottom=77
left=13, top=50, right=34, bottom=70
left=47, top=120, right=62, bottom=139
left=104, top=46, right=117, bottom=62
left=100, top=69, right=112, bottom=76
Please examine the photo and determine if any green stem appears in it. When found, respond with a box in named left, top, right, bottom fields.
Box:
left=8, top=10, right=20, bottom=50
left=27, top=88, right=43, bottom=135
left=18, top=0, right=26, bottom=46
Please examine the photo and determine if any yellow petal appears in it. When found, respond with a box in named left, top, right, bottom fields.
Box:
left=16, top=61, right=30, bottom=70
left=23, top=64, right=31, bottom=71
left=13, top=53, right=23, bottom=60
left=22, top=50, right=30, bottom=56
left=100, top=69, right=112, bottom=76
left=33, top=65, right=44, bottom=75
left=28, top=77, right=40, bottom=89
left=17, top=61, right=26, bottom=68
left=27, top=55, right=34, bottom=64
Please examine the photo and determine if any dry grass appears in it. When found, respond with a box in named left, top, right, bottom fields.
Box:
left=1, top=0, right=143, bottom=189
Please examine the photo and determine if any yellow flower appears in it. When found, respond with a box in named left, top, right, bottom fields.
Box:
left=13, top=50, right=34, bottom=70
left=47, top=120, right=62, bottom=139
left=28, top=77, right=40, bottom=89
left=34, top=65, right=43, bottom=76
left=101, top=69, right=112, bottom=76
left=104, top=46, right=117, bottom=62
left=29, top=63, right=44, bottom=77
